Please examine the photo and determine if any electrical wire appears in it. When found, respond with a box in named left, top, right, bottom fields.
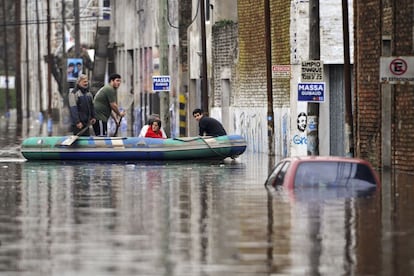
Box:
left=166, top=0, right=200, bottom=29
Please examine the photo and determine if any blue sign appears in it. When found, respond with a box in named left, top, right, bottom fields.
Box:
left=152, top=75, right=170, bottom=92
left=298, top=82, right=325, bottom=102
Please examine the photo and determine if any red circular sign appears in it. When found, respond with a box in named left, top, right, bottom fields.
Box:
left=389, top=58, right=408, bottom=75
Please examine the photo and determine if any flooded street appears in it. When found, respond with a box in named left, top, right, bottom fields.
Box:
left=0, top=121, right=414, bottom=275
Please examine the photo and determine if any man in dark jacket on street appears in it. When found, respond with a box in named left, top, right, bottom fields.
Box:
left=192, top=108, right=227, bottom=137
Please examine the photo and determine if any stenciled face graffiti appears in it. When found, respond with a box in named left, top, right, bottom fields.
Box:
left=297, top=112, right=307, bottom=132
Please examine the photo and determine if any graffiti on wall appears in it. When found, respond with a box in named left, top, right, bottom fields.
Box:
left=291, top=111, right=308, bottom=156
left=293, top=112, right=308, bottom=145
left=231, top=108, right=290, bottom=156
left=293, top=134, right=307, bottom=145
left=297, top=112, right=307, bottom=132
left=234, top=111, right=264, bottom=153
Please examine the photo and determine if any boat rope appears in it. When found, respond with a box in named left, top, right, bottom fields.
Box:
left=198, top=137, right=230, bottom=159
left=173, top=136, right=238, bottom=159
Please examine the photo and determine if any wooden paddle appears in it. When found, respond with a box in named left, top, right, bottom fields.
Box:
left=112, top=117, right=123, bottom=137
left=112, top=95, right=135, bottom=137
left=60, top=125, right=90, bottom=146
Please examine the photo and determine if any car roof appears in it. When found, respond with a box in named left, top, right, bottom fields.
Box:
left=281, top=155, right=371, bottom=165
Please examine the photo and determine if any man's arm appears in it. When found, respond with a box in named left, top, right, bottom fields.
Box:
left=110, top=102, right=125, bottom=118
left=68, top=91, right=81, bottom=127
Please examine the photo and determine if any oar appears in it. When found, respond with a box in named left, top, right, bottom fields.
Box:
left=112, top=97, right=133, bottom=137
left=60, top=125, right=90, bottom=146
left=112, top=117, right=123, bottom=137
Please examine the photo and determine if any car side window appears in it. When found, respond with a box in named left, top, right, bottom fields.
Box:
left=274, top=161, right=290, bottom=186
left=265, top=162, right=285, bottom=187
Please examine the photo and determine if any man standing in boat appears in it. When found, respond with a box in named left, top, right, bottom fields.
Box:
left=192, top=108, right=227, bottom=137
left=93, top=73, right=125, bottom=136
left=68, top=74, right=96, bottom=136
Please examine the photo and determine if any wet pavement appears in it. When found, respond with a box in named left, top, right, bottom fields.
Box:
left=0, top=120, right=414, bottom=275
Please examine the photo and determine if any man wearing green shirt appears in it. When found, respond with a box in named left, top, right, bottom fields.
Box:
left=93, top=73, right=125, bottom=136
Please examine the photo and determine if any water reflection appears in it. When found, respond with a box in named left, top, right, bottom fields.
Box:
left=0, top=157, right=272, bottom=276
left=266, top=184, right=382, bottom=275
left=2, top=118, right=414, bottom=275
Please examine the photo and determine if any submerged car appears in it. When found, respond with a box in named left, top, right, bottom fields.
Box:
left=264, top=156, right=381, bottom=189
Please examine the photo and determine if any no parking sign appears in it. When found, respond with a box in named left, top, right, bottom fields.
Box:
left=380, top=56, right=414, bottom=84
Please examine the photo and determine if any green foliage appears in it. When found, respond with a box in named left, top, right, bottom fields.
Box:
left=214, top=20, right=234, bottom=28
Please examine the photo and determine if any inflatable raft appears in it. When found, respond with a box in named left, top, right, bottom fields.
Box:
left=20, top=135, right=247, bottom=161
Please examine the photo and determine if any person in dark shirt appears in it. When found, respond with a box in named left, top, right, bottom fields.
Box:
left=192, top=108, right=227, bottom=137
left=68, top=74, right=96, bottom=136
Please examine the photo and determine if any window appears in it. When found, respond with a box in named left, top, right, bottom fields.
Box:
left=265, top=161, right=290, bottom=187
left=294, top=161, right=377, bottom=187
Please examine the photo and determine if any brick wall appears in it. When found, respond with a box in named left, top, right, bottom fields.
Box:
left=271, top=0, right=291, bottom=107
left=236, top=0, right=267, bottom=107
left=354, top=0, right=382, bottom=168
left=236, top=0, right=291, bottom=108
left=392, top=0, right=414, bottom=171
left=212, top=22, right=238, bottom=107
left=355, top=0, right=414, bottom=171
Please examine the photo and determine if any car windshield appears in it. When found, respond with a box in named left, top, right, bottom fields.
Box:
left=294, top=161, right=377, bottom=187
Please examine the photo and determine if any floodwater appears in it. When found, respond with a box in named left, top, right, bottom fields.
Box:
left=0, top=119, right=414, bottom=275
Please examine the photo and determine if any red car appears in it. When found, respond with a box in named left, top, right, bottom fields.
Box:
left=265, top=156, right=381, bottom=189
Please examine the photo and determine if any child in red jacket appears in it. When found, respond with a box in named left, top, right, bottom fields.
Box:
left=145, top=119, right=165, bottom=139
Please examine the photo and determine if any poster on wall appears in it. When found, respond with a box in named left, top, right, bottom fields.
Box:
left=67, top=58, right=83, bottom=82
left=297, top=82, right=325, bottom=102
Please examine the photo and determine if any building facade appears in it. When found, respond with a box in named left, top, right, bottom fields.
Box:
left=105, top=0, right=353, bottom=158
left=354, top=0, right=414, bottom=172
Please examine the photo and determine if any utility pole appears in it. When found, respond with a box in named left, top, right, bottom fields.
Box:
left=74, top=0, right=80, bottom=57
left=47, top=0, right=53, bottom=135
left=15, top=0, right=22, bottom=125
left=61, top=0, right=67, bottom=102
left=307, top=0, right=320, bottom=155
left=159, top=0, right=170, bottom=137
left=342, top=0, right=354, bottom=156
left=264, top=0, right=275, bottom=156
left=25, top=0, right=30, bottom=119
left=35, top=0, right=44, bottom=115
left=2, top=0, right=10, bottom=116
left=200, top=0, right=208, bottom=114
